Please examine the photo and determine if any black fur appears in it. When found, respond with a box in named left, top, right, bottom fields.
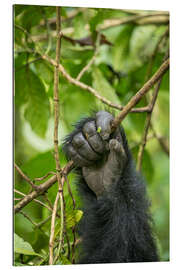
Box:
left=63, top=113, right=159, bottom=264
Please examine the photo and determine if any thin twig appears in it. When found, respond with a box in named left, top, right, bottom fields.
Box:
left=99, top=13, right=169, bottom=30
left=43, top=193, right=54, bottom=210
left=14, top=163, right=38, bottom=190
left=76, top=49, right=98, bottom=80
left=19, top=211, right=38, bottom=227
left=136, top=78, right=163, bottom=171
left=151, top=124, right=169, bottom=156
left=111, top=58, right=169, bottom=129
left=136, top=47, right=169, bottom=170
left=145, top=27, right=169, bottom=82
left=51, top=7, right=65, bottom=264
left=76, top=33, right=100, bottom=81
left=14, top=189, right=54, bottom=213
left=34, top=171, right=56, bottom=181
left=14, top=161, right=74, bottom=214
left=36, top=215, right=52, bottom=228
left=16, top=57, right=42, bottom=71
left=49, top=192, right=59, bottom=265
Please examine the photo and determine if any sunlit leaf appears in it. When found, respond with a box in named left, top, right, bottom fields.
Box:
left=92, top=67, right=121, bottom=105
left=15, top=68, right=50, bottom=137
left=14, top=233, right=42, bottom=257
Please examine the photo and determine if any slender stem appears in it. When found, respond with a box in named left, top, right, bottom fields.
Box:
left=49, top=192, right=59, bottom=265
left=51, top=6, right=65, bottom=264
left=14, top=163, right=38, bottom=190
left=136, top=78, right=163, bottom=171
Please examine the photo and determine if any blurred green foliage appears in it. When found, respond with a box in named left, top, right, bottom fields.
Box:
left=14, top=5, right=169, bottom=265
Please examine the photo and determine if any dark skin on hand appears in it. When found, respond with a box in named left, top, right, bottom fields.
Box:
left=64, top=111, right=127, bottom=197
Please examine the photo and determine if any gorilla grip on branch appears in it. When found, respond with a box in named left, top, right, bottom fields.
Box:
left=63, top=111, right=159, bottom=263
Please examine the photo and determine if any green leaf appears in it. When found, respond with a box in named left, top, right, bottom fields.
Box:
left=73, top=12, right=89, bottom=38
left=14, top=262, right=25, bottom=266
left=89, top=9, right=105, bottom=33
left=66, top=210, right=83, bottom=229
left=21, top=6, right=42, bottom=30
left=34, top=60, right=54, bottom=84
left=61, top=43, right=93, bottom=61
left=21, top=148, right=66, bottom=179
left=14, top=26, right=24, bottom=46
left=14, top=4, right=27, bottom=17
left=92, top=67, right=121, bottom=105
left=75, top=210, right=83, bottom=223
left=14, top=233, right=42, bottom=257
left=15, top=68, right=50, bottom=137
left=56, top=255, right=71, bottom=265
left=112, top=24, right=135, bottom=72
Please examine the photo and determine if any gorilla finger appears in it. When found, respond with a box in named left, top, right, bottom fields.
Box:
left=72, top=133, right=100, bottom=161
left=109, top=139, right=127, bottom=164
left=66, top=144, right=92, bottom=167
left=82, top=121, right=104, bottom=154
left=96, top=111, right=114, bottom=141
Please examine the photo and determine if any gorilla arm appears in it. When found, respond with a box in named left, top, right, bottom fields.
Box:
left=63, top=111, right=159, bottom=263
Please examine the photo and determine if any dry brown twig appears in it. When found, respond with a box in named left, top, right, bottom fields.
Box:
left=136, top=78, right=163, bottom=171
left=14, top=163, right=38, bottom=190
left=49, top=7, right=65, bottom=265
left=76, top=48, right=98, bottom=81
left=49, top=192, right=60, bottom=265
left=34, top=171, right=56, bottom=181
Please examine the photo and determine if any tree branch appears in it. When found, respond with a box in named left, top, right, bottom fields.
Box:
left=14, top=189, right=54, bottom=213
left=41, top=54, right=151, bottom=113
left=99, top=13, right=169, bottom=30
left=111, top=58, right=169, bottom=129
left=14, top=161, right=74, bottom=214
left=136, top=77, right=163, bottom=171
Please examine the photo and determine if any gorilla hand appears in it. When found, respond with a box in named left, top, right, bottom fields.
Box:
left=63, top=111, right=127, bottom=197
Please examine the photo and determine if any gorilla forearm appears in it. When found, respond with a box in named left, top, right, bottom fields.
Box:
left=77, top=161, right=158, bottom=263
left=63, top=111, right=159, bottom=263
